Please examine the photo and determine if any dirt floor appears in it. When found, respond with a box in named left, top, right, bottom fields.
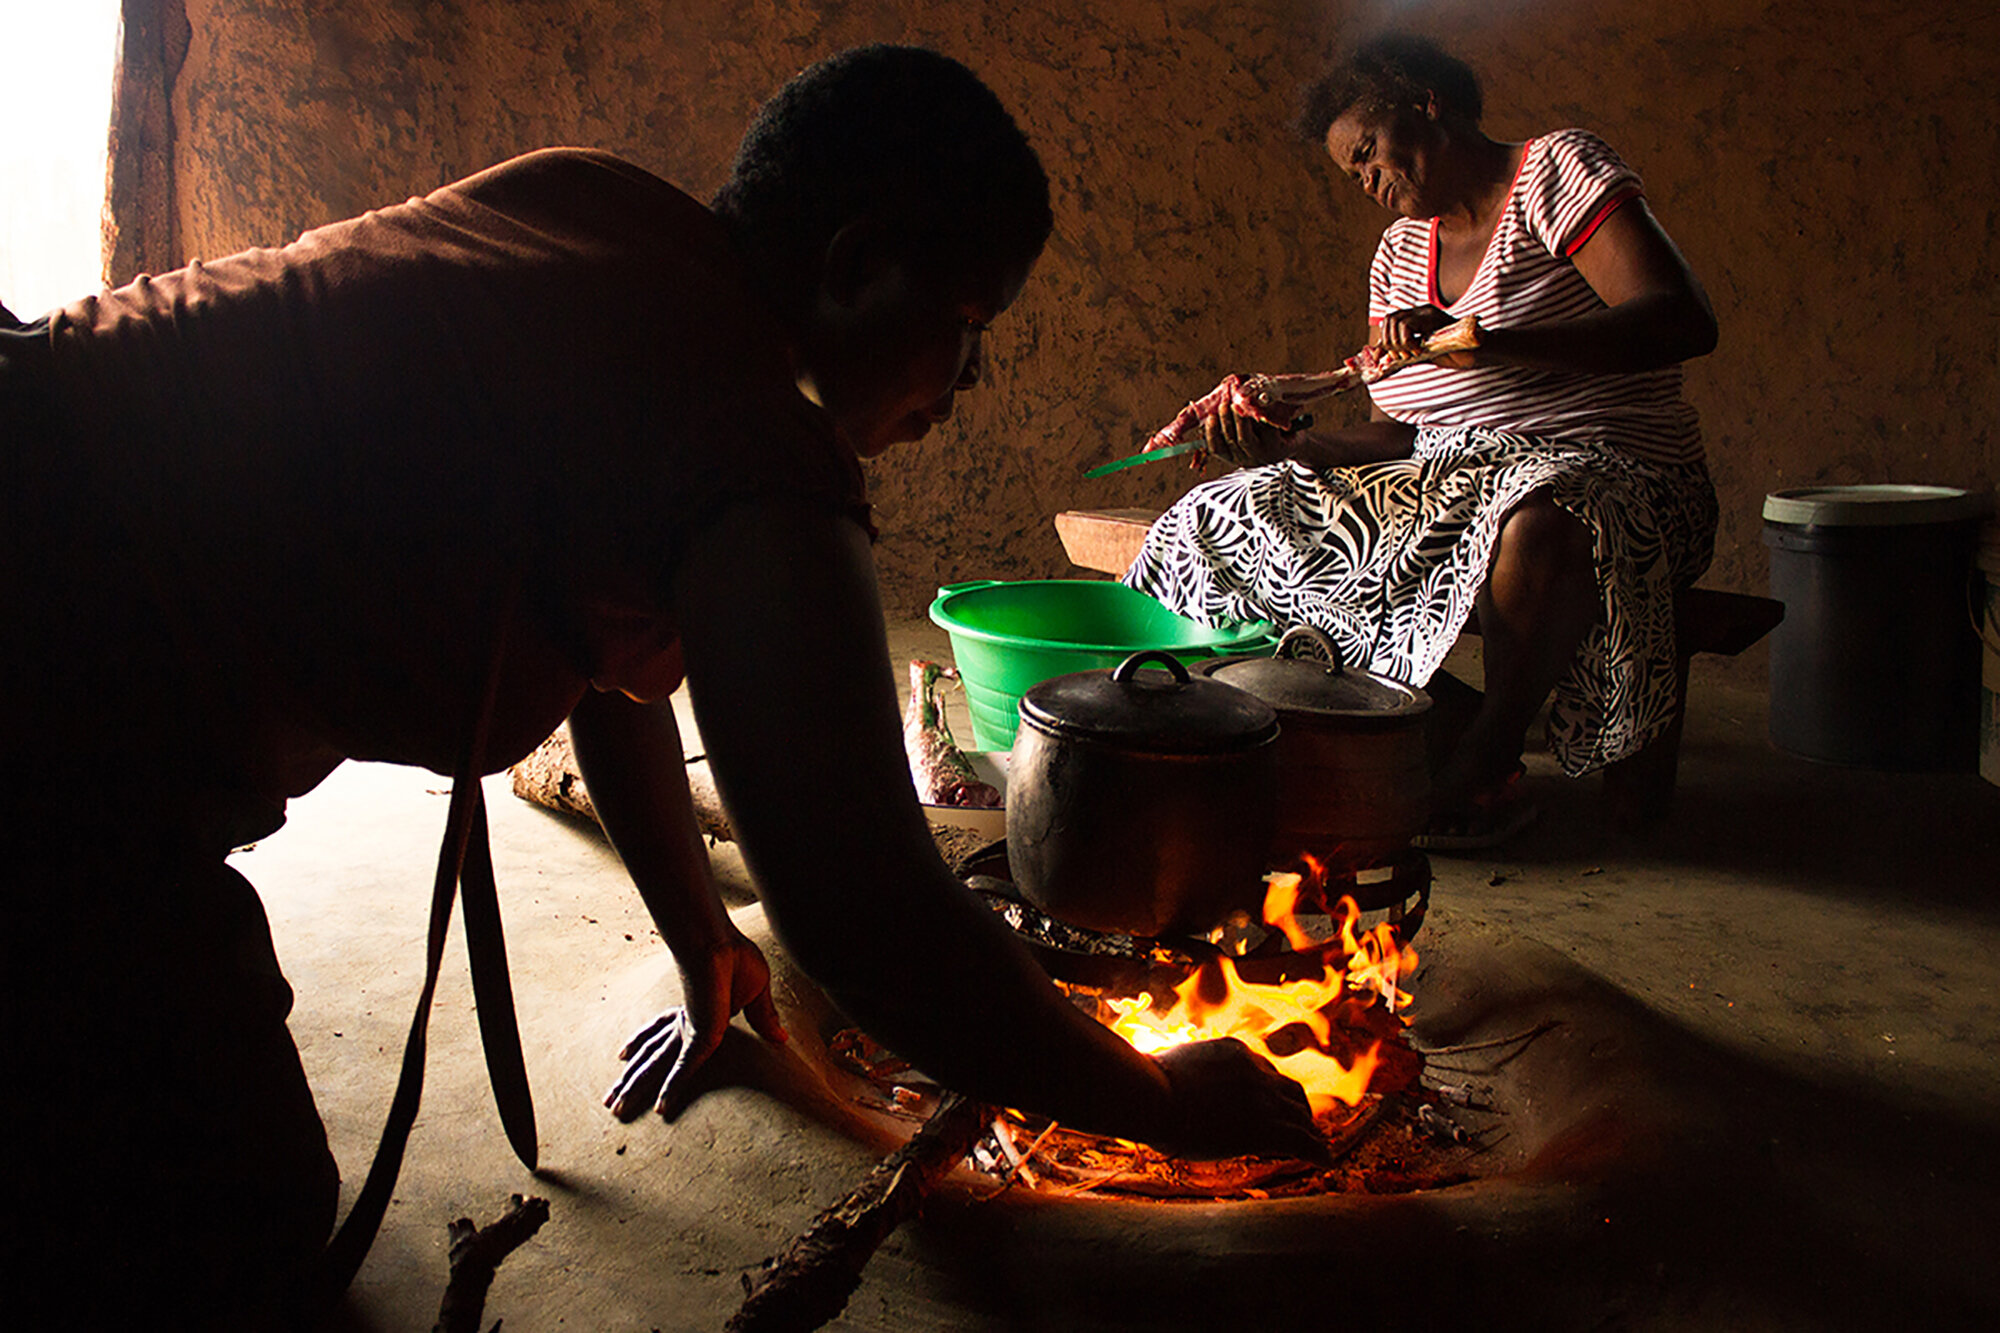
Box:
left=237, top=621, right=2000, bottom=1331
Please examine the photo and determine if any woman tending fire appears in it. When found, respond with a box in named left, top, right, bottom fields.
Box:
left=2, top=45, right=1329, bottom=1330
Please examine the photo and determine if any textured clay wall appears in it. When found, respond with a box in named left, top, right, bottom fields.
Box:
left=164, top=0, right=1998, bottom=615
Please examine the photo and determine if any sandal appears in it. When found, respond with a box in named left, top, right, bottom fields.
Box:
left=1412, top=767, right=1538, bottom=852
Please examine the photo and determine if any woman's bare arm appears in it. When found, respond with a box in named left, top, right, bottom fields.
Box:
left=1380, top=198, right=1717, bottom=374
left=664, top=494, right=1326, bottom=1161
left=568, top=688, right=787, bottom=1117
left=1258, top=416, right=1416, bottom=470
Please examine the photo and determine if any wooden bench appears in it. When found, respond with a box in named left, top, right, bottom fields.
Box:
left=1053, top=508, right=1784, bottom=826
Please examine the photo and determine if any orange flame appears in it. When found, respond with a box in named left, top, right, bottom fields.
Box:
left=1262, top=870, right=1317, bottom=953
left=1337, top=893, right=1418, bottom=1012
left=1100, top=868, right=1418, bottom=1116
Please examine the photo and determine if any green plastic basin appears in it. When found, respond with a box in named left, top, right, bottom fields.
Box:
left=928, top=580, right=1279, bottom=751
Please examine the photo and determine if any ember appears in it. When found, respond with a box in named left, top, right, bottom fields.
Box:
left=1094, top=867, right=1419, bottom=1115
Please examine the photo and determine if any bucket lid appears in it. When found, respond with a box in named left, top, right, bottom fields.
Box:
left=1762, top=485, right=1994, bottom=528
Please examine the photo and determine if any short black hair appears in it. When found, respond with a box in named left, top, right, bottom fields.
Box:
left=1295, top=34, right=1484, bottom=143
left=714, top=45, right=1053, bottom=312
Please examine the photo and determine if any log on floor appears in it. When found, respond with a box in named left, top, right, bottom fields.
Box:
left=725, top=1092, right=991, bottom=1333
left=510, top=724, right=998, bottom=870
left=509, top=722, right=733, bottom=842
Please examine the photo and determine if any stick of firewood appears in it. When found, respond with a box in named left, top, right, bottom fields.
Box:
left=725, top=1093, right=991, bottom=1333
left=432, top=1193, right=551, bottom=1333
left=1323, top=1095, right=1393, bottom=1163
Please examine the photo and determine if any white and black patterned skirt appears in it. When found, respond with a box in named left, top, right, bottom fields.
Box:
left=1122, top=427, right=1718, bottom=775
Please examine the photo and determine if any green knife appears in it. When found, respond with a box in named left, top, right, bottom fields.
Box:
left=1082, top=438, right=1205, bottom=478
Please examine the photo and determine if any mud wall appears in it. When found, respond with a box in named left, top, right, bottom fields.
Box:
left=157, top=0, right=1998, bottom=614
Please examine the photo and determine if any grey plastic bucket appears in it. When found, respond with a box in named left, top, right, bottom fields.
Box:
left=1762, top=485, right=1994, bottom=770
left=1979, top=519, right=2000, bottom=787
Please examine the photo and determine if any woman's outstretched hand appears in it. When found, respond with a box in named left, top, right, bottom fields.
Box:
left=1151, top=1038, right=1334, bottom=1166
left=605, top=920, right=789, bottom=1121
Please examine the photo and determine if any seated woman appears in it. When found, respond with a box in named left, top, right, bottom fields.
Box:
left=1124, top=33, right=1719, bottom=848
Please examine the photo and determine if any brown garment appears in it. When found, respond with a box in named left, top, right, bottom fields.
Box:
left=20, top=148, right=868, bottom=832
left=2, top=843, right=338, bottom=1330
left=2, top=150, right=872, bottom=1324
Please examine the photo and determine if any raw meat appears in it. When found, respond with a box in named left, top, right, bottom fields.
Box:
left=1143, top=315, right=1481, bottom=453
left=903, top=661, right=1001, bottom=808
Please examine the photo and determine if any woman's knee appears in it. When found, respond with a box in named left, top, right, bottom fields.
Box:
left=1493, top=493, right=1594, bottom=588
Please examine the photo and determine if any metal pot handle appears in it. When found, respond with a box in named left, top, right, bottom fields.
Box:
left=1111, top=649, right=1192, bottom=687
left=1275, top=624, right=1344, bottom=674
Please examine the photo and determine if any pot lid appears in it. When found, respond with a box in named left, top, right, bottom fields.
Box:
left=1761, top=485, right=1993, bottom=528
left=1202, top=625, right=1431, bottom=719
left=1018, top=650, right=1279, bottom=755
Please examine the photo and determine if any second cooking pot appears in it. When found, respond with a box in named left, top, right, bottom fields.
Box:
left=1006, top=650, right=1279, bottom=938
left=1198, top=625, right=1432, bottom=874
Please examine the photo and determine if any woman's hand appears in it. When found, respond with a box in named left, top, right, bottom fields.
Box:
left=604, top=918, right=788, bottom=1121
left=1152, top=1039, right=1333, bottom=1165
left=1201, top=392, right=1296, bottom=468
left=1375, top=304, right=1477, bottom=366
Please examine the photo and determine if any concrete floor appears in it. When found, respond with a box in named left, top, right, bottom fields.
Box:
left=236, top=620, right=2000, bottom=1330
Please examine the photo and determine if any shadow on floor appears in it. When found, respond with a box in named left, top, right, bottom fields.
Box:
left=1506, top=681, right=1999, bottom=915
left=907, top=958, right=2000, bottom=1332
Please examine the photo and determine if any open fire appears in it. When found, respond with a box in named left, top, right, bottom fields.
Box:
left=831, top=856, right=1488, bottom=1200
left=742, top=858, right=1593, bottom=1331
left=1098, top=861, right=1418, bottom=1116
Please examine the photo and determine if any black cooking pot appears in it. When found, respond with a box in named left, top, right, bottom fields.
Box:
left=1198, top=625, right=1431, bottom=874
left=1006, top=650, right=1279, bottom=937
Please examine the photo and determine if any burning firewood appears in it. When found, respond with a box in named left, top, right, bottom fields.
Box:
left=960, top=1090, right=1410, bottom=1203
left=726, top=1092, right=992, bottom=1333
left=826, top=867, right=1484, bottom=1209
left=432, top=1193, right=551, bottom=1333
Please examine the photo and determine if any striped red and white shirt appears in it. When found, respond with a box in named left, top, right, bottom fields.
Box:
left=1365, top=129, right=1702, bottom=466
